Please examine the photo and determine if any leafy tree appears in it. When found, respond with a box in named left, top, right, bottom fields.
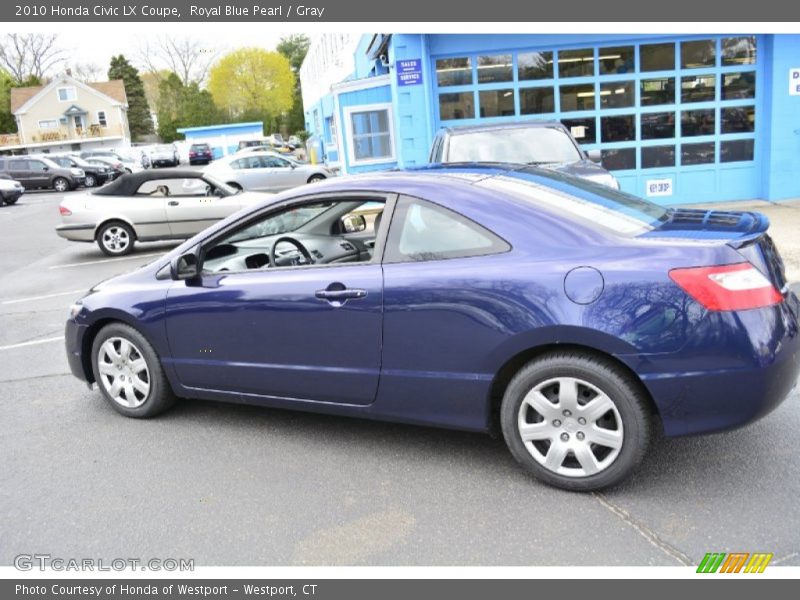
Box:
left=208, top=48, right=294, bottom=133
left=0, top=70, right=41, bottom=133
left=108, top=55, right=154, bottom=139
left=156, top=72, right=221, bottom=142
left=276, top=34, right=310, bottom=136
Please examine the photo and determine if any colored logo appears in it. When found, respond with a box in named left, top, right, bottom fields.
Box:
left=697, top=552, right=773, bottom=573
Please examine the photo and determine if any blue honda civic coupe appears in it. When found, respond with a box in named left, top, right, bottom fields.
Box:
left=64, top=165, right=800, bottom=491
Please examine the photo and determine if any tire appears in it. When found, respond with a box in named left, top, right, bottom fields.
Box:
left=91, top=322, right=176, bottom=418
left=500, top=352, right=653, bottom=492
left=307, top=174, right=326, bottom=183
left=96, top=221, right=135, bottom=256
left=52, top=177, right=70, bottom=193
left=84, top=174, right=97, bottom=187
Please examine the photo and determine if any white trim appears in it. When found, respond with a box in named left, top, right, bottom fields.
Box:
left=343, top=102, right=397, bottom=167
left=331, top=74, right=391, bottom=94
left=15, top=74, right=126, bottom=115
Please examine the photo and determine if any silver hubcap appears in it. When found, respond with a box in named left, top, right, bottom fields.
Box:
left=102, top=227, right=130, bottom=252
left=55, top=180, right=67, bottom=191
left=97, top=337, right=150, bottom=408
left=517, top=377, right=623, bottom=478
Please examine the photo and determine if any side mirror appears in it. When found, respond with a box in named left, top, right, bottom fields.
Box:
left=342, top=214, right=367, bottom=233
left=586, top=149, right=602, bottom=163
left=171, top=252, right=200, bottom=280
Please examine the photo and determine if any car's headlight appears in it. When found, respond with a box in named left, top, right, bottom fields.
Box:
left=69, top=301, right=83, bottom=320
left=71, top=168, right=85, bottom=176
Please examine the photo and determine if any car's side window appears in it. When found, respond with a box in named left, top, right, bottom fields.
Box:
left=202, top=198, right=387, bottom=274
left=383, top=197, right=510, bottom=263
left=136, top=178, right=214, bottom=197
left=29, top=160, right=47, bottom=172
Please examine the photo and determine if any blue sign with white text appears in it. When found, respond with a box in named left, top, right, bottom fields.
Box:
left=397, top=59, right=423, bottom=86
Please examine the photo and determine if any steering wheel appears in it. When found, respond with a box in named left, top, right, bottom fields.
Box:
left=270, top=236, right=315, bottom=267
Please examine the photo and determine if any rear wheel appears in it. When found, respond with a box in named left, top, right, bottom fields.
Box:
left=52, top=177, right=70, bottom=193
left=91, top=322, right=176, bottom=418
left=500, top=352, right=653, bottom=491
left=307, top=174, right=326, bottom=184
left=84, top=174, right=97, bottom=187
left=97, top=221, right=135, bottom=256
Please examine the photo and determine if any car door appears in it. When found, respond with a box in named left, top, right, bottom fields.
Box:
left=163, top=194, right=391, bottom=405
left=165, top=179, right=245, bottom=238
left=262, top=155, right=300, bottom=191
left=27, top=160, right=53, bottom=188
left=8, top=159, right=34, bottom=187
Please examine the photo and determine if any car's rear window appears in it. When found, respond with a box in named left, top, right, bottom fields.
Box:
left=447, top=127, right=583, bottom=164
left=478, top=169, right=670, bottom=236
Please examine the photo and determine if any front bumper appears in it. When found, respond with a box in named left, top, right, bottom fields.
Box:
left=630, top=291, right=800, bottom=436
left=65, top=318, right=91, bottom=382
left=1, top=188, right=24, bottom=202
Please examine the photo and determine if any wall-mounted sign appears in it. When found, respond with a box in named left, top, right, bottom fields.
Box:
left=790, top=68, right=800, bottom=95
left=397, top=59, right=423, bottom=87
left=646, top=178, right=674, bottom=197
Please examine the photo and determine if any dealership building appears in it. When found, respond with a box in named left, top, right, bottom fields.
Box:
left=300, top=34, right=800, bottom=204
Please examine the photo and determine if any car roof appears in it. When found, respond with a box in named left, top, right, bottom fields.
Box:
left=93, top=170, right=207, bottom=196
left=438, top=120, right=565, bottom=135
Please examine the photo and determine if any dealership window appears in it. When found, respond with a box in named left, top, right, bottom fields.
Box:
left=721, top=139, right=754, bottom=163
left=600, top=81, right=635, bottom=108
left=346, top=105, right=395, bottom=165
left=38, top=119, right=59, bottom=129
left=641, top=145, right=676, bottom=168
left=558, top=48, right=594, bottom=78
left=681, top=40, right=716, bottom=69
left=57, top=87, right=77, bottom=102
left=681, top=142, right=715, bottom=165
left=480, top=89, right=515, bottom=117
left=562, top=118, right=597, bottom=144
left=560, top=84, right=595, bottom=111
left=640, top=43, right=675, bottom=72
left=641, top=112, right=676, bottom=140
left=477, top=54, right=512, bottom=83
left=436, top=57, right=472, bottom=87
left=518, top=51, right=553, bottom=80
left=599, top=46, right=635, bottom=75
left=601, top=115, right=635, bottom=142
left=96, top=111, right=107, bottom=127
left=681, top=109, right=715, bottom=136
left=439, top=92, right=475, bottom=120
left=601, top=148, right=636, bottom=170
left=721, top=106, right=755, bottom=133
left=641, top=77, right=675, bottom=106
left=722, top=37, right=757, bottom=65
left=722, top=71, right=756, bottom=100
left=681, top=74, right=716, bottom=103
left=520, top=87, right=555, bottom=114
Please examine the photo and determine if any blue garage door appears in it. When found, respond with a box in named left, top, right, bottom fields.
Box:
left=431, top=36, right=761, bottom=204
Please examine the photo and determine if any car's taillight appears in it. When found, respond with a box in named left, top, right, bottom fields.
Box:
left=59, top=205, right=72, bottom=216
left=669, top=262, right=783, bottom=311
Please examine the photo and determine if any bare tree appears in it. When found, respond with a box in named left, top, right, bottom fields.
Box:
left=0, top=33, right=66, bottom=82
left=69, top=62, right=104, bottom=83
left=137, top=36, right=220, bottom=86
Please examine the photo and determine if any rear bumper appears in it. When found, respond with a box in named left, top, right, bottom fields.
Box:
left=56, top=223, right=95, bottom=242
left=65, top=319, right=91, bottom=382
left=630, top=291, right=800, bottom=436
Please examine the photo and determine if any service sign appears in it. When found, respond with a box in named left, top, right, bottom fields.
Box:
left=646, top=178, right=674, bottom=197
left=790, top=68, right=800, bottom=95
left=397, top=59, right=423, bottom=86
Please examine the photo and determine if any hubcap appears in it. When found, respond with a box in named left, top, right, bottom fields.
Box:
left=102, top=227, right=130, bottom=252
left=517, top=377, right=623, bottom=478
left=97, top=337, right=150, bottom=408
left=55, top=180, right=67, bottom=191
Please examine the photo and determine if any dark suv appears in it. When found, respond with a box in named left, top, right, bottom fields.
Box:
left=429, top=120, right=619, bottom=189
left=189, top=143, right=213, bottom=165
left=0, top=156, right=80, bottom=192
left=39, top=155, right=111, bottom=188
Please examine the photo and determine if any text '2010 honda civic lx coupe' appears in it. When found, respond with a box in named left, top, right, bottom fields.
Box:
left=64, top=165, right=800, bottom=491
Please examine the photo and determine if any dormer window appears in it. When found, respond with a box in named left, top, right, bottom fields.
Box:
left=57, top=87, right=77, bottom=102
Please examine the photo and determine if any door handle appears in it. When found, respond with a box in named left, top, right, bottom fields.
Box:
left=168, top=200, right=180, bottom=206
left=315, top=288, right=367, bottom=301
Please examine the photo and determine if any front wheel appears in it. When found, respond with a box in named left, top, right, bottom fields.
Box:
left=84, top=174, right=97, bottom=187
left=500, top=352, right=654, bottom=491
left=91, top=322, right=176, bottom=418
left=52, top=177, right=70, bottom=193
left=97, top=221, right=135, bottom=256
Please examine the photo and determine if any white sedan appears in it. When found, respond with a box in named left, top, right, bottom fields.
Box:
left=204, top=151, right=334, bottom=193
left=56, top=170, right=268, bottom=256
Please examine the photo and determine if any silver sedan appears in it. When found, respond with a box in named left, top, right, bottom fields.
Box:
left=204, top=151, right=334, bottom=193
left=56, top=170, right=268, bottom=256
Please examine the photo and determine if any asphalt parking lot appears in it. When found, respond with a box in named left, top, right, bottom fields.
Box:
left=0, top=186, right=798, bottom=567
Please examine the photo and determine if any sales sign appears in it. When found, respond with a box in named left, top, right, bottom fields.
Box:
left=397, top=59, right=423, bottom=86
left=790, top=68, right=800, bottom=95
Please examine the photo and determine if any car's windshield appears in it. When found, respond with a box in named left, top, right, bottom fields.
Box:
left=447, top=127, right=583, bottom=164
left=479, top=168, right=670, bottom=236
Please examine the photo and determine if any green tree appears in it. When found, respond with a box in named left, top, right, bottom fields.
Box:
left=208, top=48, right=294, bottom=133
left=156, top=72, right=221, bottom=142
left=276, top=34, right=310, bottom=135
left=108, top=55, right=154, bottom=139
left=0, top=71, right=41, bottom=134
